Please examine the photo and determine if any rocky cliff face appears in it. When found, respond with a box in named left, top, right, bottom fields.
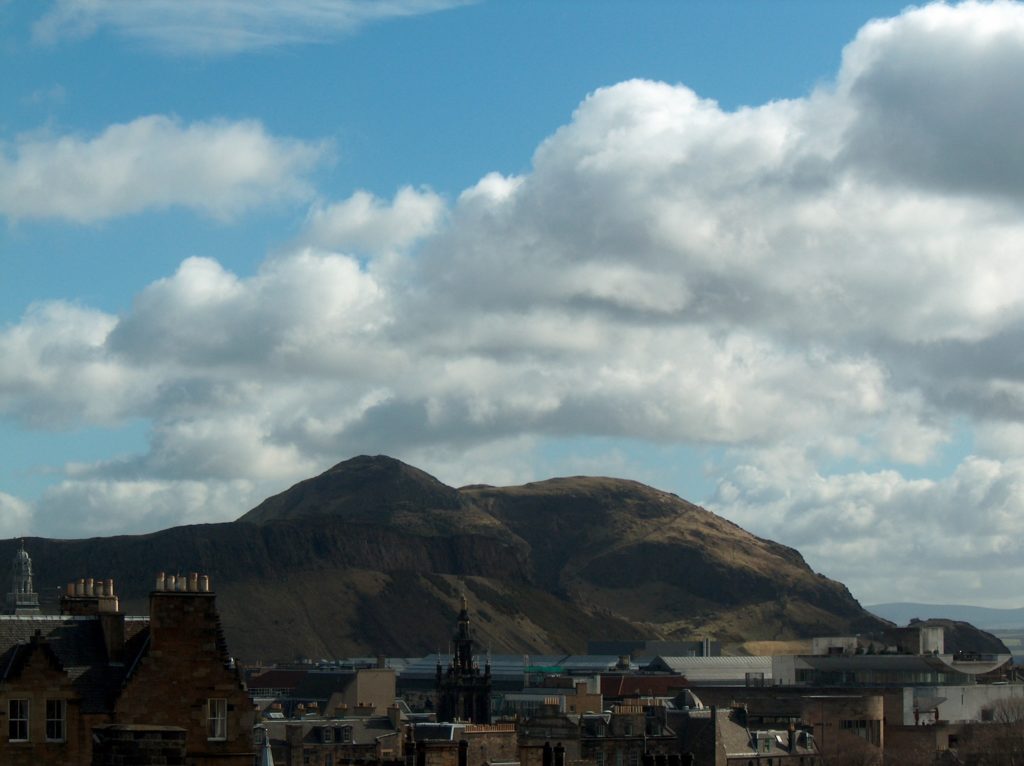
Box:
left=8, top=455, right=892, bottom=661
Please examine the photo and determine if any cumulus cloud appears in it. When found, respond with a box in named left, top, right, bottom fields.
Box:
left=8, top=2, right=1024, bottom=604
left=839, top=0, right=1024, bottom=199
left=33, top=0, right=474, bottom=55
left=0, top=115, right=326, bottom=222
left=712, top=452, right=1024, bottom=606
left=0, top=301, right=147, bottom=428
left=0, top=494, right=32, bottom=538
left=302, top=187, right=445, bottom=254
left=33, top=478, right=269, bottom=538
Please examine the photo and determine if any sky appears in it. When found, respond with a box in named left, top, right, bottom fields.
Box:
left=2, top=0, right=1024, bottom=609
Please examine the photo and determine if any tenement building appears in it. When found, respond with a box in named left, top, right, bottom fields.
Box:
left=0, top=546, right=255, bottom=766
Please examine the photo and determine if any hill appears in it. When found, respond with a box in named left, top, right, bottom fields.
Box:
left=9, top=455, right=890, bottom=661
left=869, top=602, right=1024, bottom=631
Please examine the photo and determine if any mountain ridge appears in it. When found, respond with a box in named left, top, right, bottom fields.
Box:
left=6, top=455, right=896, bottom=661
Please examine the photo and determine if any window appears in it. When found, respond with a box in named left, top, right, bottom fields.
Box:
left=322, top=726, right=334, bottom=743
left=595, top=752, right=605, bottom=766
left=8, top=699, right=28, bottom=742
left=628, top=750, right=639, bottom=766
left=207, top=698, right=227, bottom=740
left=45, top=699, right=66, bottom=742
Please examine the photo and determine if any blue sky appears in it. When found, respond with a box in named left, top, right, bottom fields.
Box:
left=3, top=0, right=1024, bottom=608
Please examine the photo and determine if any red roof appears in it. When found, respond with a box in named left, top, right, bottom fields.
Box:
left=601, top=674, right=688, bottom=698
left=247, top=669, right=309, bottom=690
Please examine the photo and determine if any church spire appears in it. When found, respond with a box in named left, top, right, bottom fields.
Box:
left=435, top=594, right=492, bottom=723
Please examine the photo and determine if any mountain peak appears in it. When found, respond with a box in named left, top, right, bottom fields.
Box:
left=239, top=454, right=461, bottom=525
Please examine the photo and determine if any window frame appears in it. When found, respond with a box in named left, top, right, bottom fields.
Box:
left=207, top=698, right=228, bottom=741
left=8, top=698, right=29, bottom=742
left=45, top=698, right=66, bottom=742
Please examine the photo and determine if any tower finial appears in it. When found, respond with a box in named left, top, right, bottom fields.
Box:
left=6, top=539, right=40, bottom=615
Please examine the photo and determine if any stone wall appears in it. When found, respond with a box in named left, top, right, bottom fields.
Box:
left=91, top=724, right=186, bottom=766
left=115, top=590, right=255, bottom=766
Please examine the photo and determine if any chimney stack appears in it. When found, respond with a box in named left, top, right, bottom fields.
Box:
left=149, top=571, right=224, bottom=659
left=61, top=575, right=120, bottom=615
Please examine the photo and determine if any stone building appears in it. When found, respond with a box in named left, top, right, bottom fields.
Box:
left=263, top=709, right=405, bottom=766
left=0, top=554, right=255, bottom=766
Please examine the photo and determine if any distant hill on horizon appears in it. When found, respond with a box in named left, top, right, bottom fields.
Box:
left=3, top=455, right=893, bottom=661
left=868, top=602, right=1024, bottom=630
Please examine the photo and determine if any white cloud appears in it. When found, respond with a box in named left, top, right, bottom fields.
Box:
left=107, top=250, right=390, bottom=371
left=0, top=493, right=32, bottom=538
left=8, top=2, right=1024, bottom=604
left=0, top=115, right=326, bottom=222
left=839, top=0, right=1024, bottom=198
left=33, top=0, right=474, bottom=55
left=33, top=478, right=268, bottom=538
left=302, top=187, right=445, bottom=254
left=712, top=451, right=1024, bottom=607
left=0, top=301, right=148, bottom=427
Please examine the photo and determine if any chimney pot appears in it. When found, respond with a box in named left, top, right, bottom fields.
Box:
left=200, top=574, right=211, bottom=592
left=189, top=572, right=199, bottom=592
left=156, top=572, right=165, bottom=591
left=86, top=577, right=95, bottom=596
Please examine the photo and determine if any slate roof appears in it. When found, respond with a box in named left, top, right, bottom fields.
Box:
left=401, top=653, right=630, bottom=680
left=0, top=615, right=150, bottom=713
left=263, top=714, right=398, bottom=745
left=247, top=669, right=310, bottom=692
left=645, top=656, right=772, bottom=684
left=292, top=670, right=357, bottom=701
